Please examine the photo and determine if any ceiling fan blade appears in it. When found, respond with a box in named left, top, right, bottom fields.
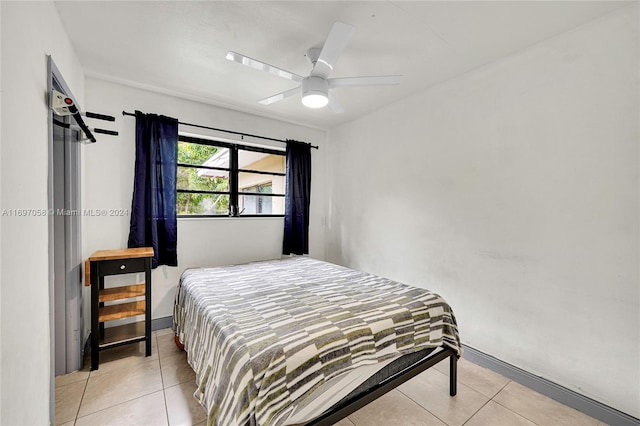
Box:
left=257, top=86, right=300, bottom=105
left=311, top=22, right=355, bottom=79
left=226, top=51, right=303, bottom=82
left=329, top=75, right=402, bottom=88
left=328, top=93, right=344, bottom=114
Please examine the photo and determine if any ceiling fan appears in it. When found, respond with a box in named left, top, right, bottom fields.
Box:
left=226, top=21, right=402, bottom=113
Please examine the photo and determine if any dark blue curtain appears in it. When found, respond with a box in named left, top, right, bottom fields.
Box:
left=128, top=111, right=178, bottom=268
left=283, top=140, right=312, bottom=255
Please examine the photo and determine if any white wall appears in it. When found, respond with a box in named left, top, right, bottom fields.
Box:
left=82, top=78, right=327, bottom=329
left=0, top=1, right=85, bottom=424
left=326, top=5, right=639, bottom=417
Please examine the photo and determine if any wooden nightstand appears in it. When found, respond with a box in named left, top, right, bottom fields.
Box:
left=85, top=247, right=154, bottom=370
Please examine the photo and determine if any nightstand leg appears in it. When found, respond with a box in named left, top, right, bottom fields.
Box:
left=98, top=275, right=105, bottom=339
left=91, top=262, right=99, bottom=370
left=145, top=258, right=152, bottom=357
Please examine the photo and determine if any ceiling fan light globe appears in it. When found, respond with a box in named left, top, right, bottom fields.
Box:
left=302, top=93, right=329, bottom=108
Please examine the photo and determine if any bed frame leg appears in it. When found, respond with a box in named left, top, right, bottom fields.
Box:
left=174, top=334, right=185, bottom=351
left=449, top=354, right=457, bottom=396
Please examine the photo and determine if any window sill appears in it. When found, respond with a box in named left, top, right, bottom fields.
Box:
left=177, top=215, right=284, bottom=221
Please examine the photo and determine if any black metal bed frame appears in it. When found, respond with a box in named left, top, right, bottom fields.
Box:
left=174, top=334, right=457, bottom=425
left=175, top=334, right=457, bottom=425
left=307, top=346, right=458, bottom=425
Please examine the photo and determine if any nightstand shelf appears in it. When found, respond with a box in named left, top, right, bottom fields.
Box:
left=86, top=247, right=154, bottom=370
left=98, top=300, right=146, bottom=322
left=99, top=322, right=147, bottom=350
left=99, top=283, right=146, bottom=302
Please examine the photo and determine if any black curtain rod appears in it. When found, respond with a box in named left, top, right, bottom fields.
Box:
left=122, top=110, right=318, bottom=150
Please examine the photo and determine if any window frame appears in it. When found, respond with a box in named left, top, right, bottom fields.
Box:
left=177, top=135, right=286, bottom=218
left=240, top=182, right=274, bottom=215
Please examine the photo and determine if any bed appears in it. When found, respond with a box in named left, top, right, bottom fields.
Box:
left=173, top=257, right=461, bottom=426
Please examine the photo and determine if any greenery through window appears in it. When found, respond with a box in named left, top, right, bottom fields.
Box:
left=177, top=135, right=286, bottom=217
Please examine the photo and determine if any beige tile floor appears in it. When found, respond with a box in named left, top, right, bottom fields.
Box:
left=56, top=328, right=604, bottom=426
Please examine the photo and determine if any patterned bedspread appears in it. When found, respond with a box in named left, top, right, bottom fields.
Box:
left=173, top=257, right=461, bottom=426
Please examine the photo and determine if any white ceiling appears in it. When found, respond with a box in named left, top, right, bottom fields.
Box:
left=54, top=1, right=629, bottom=129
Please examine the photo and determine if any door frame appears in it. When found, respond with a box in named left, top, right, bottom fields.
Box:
left=47, top=55, right=84, bottom=424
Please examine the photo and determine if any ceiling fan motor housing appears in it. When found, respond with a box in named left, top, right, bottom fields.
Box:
left=302, top=76, right=329, bottom=102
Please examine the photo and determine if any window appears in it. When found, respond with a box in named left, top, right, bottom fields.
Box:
left=241, top=183, right=273, bottom=214
left=177, top=135, right=286, bottom=217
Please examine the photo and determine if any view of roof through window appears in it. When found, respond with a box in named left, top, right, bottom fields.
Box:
left=177, top=140, right=285, bottom=216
